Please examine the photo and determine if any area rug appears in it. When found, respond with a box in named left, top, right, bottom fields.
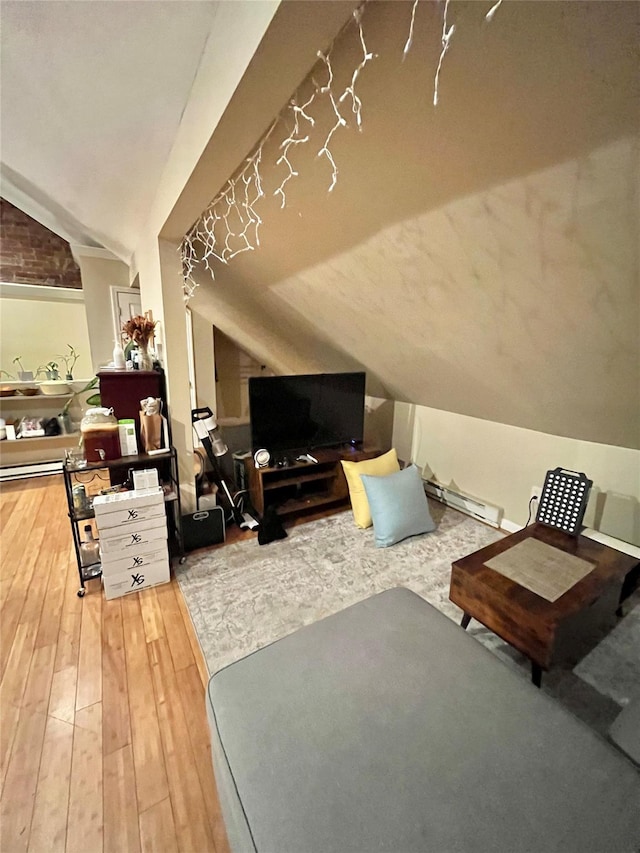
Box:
left=175, top=502, right=639, bottom=738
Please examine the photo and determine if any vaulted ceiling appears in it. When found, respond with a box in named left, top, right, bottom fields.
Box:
left=0, top=0, right=221, bottom=259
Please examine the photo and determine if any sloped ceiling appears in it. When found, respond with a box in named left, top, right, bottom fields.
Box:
left=1, top=0, right=637, bottom=450
left=0, top=0, right=220, bottom=258
left=188, top=0, right=639, bottom=449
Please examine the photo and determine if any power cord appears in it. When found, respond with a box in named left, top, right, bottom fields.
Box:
left=526, top=494, right=538, bottom=526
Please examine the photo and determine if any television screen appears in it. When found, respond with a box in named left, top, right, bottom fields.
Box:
left=249, top=372, right=366, bottom=454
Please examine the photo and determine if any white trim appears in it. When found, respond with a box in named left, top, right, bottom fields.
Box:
left=0, top=460, right=63, bottom=481
left=185, top=307, right=197, bottom=411
left=0, top=282, right=85, bottom=303
left=0, top=177, right=97, bottom=248
left=70, top=244, right=120, bottom=263
left=499, top=517, right=639, bottom=558
left=110, top=286, right=142, bottom=343
left=582, top=528, right=640, bottom=559
left=499, top=518, right=522, bottom=534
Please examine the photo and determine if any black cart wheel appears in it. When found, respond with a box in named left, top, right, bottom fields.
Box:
left=179, top=556, right=187, bottom=565
left=77, top=588, right=86, bottom=598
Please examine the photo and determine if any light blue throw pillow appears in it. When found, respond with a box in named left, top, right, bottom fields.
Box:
left=360, top=464, right=436, bottom=548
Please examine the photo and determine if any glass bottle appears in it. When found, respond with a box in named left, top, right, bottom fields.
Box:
left=113, top=338, right=125, bottom=369
left=79, top=525, right=100, bottom=567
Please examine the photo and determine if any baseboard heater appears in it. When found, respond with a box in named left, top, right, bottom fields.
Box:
left=422, top=479, right=501, bottom=527
left=0, top=460, right=63, bottom=482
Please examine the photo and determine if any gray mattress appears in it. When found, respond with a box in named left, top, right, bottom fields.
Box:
left=206, top=587, right=640, bottom=852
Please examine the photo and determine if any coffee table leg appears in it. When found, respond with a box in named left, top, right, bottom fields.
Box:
left=461, top=613, right=472, bottom=630
left=531, top=663, right=542, bottom=688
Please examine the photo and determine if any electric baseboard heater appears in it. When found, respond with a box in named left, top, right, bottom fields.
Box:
left=422, top=479, right=501, bottom=527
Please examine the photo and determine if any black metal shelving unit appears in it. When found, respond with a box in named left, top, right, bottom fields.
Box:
left=63, top=447, right=185, bottom=597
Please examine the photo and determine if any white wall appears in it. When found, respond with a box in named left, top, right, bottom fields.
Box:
left=75, top=250, right=131, bottom=371
left=0, top=282, right=92, bottom=380
left=393, top=402, right=640, bottom=546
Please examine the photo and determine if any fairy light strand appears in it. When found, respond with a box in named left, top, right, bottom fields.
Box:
left=403, top=0, right=420, bottom=58
left=316, top=49, right=348, bottom=192
left=274, top=102, right=309, bottom=209
left=180, top=0, right=504, bottom=299
left=181, top=1, right=373, bottom=296
left=338, top=6, right=375, bottom=129
left=485, top=0, right=503, bottom=22
left=433, top=0, right=455, bottom=106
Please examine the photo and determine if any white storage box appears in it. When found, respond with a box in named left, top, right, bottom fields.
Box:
left=100, top=543, right=169, bottom=577
left=118, top=419, right=138, bottom=456
left=93, top=488, right=164, bottom=530
left=99, top=517, right=167, bottom=556
left=102, top=556, right=170, bottom=600
left=133, top=468, right=159, bottom=490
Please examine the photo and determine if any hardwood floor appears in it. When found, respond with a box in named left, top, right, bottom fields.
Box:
left=0, top=475, right=230, bottom=853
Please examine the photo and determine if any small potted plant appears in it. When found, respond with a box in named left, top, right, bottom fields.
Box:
left=56, top=345, right=80, bottom=380
left=12, top=356, right=34, bottom=382
left=36, top=362, right=60, bottom=380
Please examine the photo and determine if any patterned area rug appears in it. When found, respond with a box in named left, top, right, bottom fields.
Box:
left=176, top=502, right=639, bottom=738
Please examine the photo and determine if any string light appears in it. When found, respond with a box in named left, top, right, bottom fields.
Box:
left=274, top=101, right=308, bottom=209
left=485, top=0, right=503, bottom=22
left=338, top=6, right=375, bottom=130
left=180, top=0, right=506, bottom=299
left=180, top=1, right=373, bottom=296
left=433, top=0, right=455, bottom=107
left=316, top=49, right=348, bottom=193
left=403, top=0, right=420, bottom=58
left=181, top=123, right=276, bottom=297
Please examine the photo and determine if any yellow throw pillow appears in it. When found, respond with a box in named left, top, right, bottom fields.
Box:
left=341, top=448, right=400, bottom=528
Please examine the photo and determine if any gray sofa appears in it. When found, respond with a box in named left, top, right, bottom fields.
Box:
left=206, top=587, right=640, bottom=852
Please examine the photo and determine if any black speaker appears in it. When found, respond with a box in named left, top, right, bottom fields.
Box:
left=182, top=507, right=225, bottom=551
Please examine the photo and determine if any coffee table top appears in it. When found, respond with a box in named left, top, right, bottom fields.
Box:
left=453, top=522, right=637, bottom=618
left=450, top=523, right=638, bottom=669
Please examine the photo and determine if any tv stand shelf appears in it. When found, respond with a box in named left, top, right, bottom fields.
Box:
left=246, top=446, right=381, bottom=520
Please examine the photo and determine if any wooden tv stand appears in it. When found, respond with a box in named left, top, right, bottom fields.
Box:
left=245, top=446, right=381, bottom=521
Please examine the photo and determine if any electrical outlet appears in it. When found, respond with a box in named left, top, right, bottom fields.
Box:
left=530, top=486, right=542, bottom=502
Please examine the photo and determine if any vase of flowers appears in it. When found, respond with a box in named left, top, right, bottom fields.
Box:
left=123, top=314, right=157, bottom=371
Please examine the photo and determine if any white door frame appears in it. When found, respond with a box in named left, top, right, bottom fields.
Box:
left=110, top=286, right=142, bottom=343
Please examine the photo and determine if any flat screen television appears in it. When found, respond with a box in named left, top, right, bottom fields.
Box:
left=249, top=372, right=366, bottom=454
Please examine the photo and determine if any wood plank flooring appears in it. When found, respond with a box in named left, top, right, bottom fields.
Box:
left=0, top=475, right=230, bottom=853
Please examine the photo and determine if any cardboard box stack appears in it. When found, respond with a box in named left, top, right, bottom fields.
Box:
left=93, top=487, right=170, bottom=600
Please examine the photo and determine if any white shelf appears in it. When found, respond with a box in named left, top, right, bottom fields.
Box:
left=1, top=433, right=79, bottom=445
left=0, top=393, right=73, bottom=403
left=0, top=432, right=80, bottom=469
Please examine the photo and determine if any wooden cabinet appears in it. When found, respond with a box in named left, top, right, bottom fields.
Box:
left=246, top=446, right=381, bottom=520
left=97, top=369, right=167, bottom=448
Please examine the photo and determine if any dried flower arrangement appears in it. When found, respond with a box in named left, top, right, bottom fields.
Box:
left=122, top=315, right=157, bottom=349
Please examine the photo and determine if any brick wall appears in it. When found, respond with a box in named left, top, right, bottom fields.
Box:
left=0, top=199, right=82, bottom=288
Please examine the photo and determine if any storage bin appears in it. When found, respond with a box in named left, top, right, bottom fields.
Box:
left=103, top=557, right=170, bottom=600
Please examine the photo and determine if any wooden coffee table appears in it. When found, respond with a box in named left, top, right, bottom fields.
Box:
left=449, top=522, right=638, bottom=686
